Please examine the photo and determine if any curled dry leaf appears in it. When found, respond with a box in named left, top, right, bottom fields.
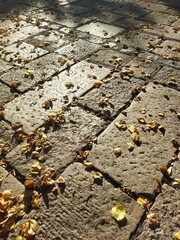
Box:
left=131, top=132, right=140, bottom=143
left=113, top=147, right=122, bottom=156
left=93, top=81, right=103, bottom=88
left=139, top=107, right=146, bottom=114
left=92, top=172, right=103, bottom=180
left=115, top=120, right=127, bottom=130
left=147, top=213, right=160, bottom=226
left=0, top=142, right=12, bottom=156
left=29, top=162, right=41, bottom=175
left=83, top=161, right=94, bottom=169
left=174, top=232, right=180, bottom=240
left=31, top=191, right=41, bottom=208
left=128, top=125, right=137, bottom=133
left=127, top=142, right=134, bottom=151
left=64, top=81, right=74, bottom=88
left=40, top=167, right=56, bottom=187
left=56, top=176, right=65, bottom=184
left=20, top=219, right=38, bottom=238
left=42, top=99, right=53, bottom=110
left=24, top=71, right=34, bottom=78
left=24, top=179, right=36, bottom=190
left=111, top=203, right=126, bottom=221
left=137, top=118, right=146, bottom=124
left=137, top=197, right=151, bottom=210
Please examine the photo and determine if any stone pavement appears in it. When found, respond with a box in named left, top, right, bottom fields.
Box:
left=0, top=0, right=179, bottom=239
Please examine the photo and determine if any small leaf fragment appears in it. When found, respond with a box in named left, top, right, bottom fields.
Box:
left=174, top=232, right=180, bottom=240
left=93, top=81, right=103, bottom=88
left=127, top=142, right=134, bottom=151
left=83, top=161, right=94, bottom=169
left=172, top=178, right=180, bottom=189
left=137, top=197, right=151, bottom=210
left=137, top=118, right=146, bottom=124
left=115, top=120, right=127, bottom=130
left=20, top=219, right=38, bottom=237
left=92, top=172, right=103, bottom=180
left=147, top=213, right=160, bottom=226
left=113, top=147, right=122, bottom=156
left=131, top=132, right=140, bottom=143
left=64, top=81, right=74, bottom=88
left=56, top=176, right=65, bottom=184
left=111, top=203, right=126, bottom=221
left=139, top=107, right=146, bottom=114
left=24, top=71, right=34, bottom=78
left=29, top=162, right=41, bottom=175
left=128, top=125, right=137, bottom=133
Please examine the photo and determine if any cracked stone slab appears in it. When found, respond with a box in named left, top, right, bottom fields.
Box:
left=78, top=72, right=144, bottom=118
left=4, top=61, right=110, bottom=133
left=77, top=22, right=124, bottom=38
left=55, top=39, right=100, bottom=60
left=153, top=66, right=180, bottom=90
left=0, top=42, right=48, bottom=65
left=140, top=11, right=178, bottom=25
left=137, top=184, right=180, bottom=240
left=87, top=83, right=180, bottom=195
left=0, top=81, right=18, bottom=103
left=88, top=49, right=134, bottom=68
left=5, top=106, right=106, bottom=179
left=0, top=53, right=75, bottom=92
left=0, top=167, right=25, bottom=197
left=8, top=163, right=144, bottom=240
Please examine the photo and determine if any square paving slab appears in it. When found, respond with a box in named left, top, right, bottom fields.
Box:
left=87, top=83, right=180, bottom=196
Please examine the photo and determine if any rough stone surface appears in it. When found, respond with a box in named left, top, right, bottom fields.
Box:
left=113, top=5, right=150, bottom=18
left=0, top=42, right=48, bottom=65
left=55, top=39, right=100, bottom=60
left=0, top=121, right=13, bottom=145
left=0, top=59, right=12, bottom=74
left=77, top=22, right=124, bottom=38
left=0, top=81, right=18, bottom=103
left=78, top=72, right=144, bottom=118
left=0, top=53, right=75, bottom=92
left=153, top=66, right=180, bottom=90
left=140, top=12, right=178, bottom=25
left=8, top=163, right=144, bottom=240
left=4, top=61, right=110, bottom=132
left=87, top=83, right=180, bottom=195
left=6, top=106, right=106, bottom=179
left=0, top=167, right=25, bottom=196
left=137, top=185, right=180, bottom=240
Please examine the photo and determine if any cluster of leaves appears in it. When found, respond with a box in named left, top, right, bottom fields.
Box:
left=43, top=110, right=66, bottom=129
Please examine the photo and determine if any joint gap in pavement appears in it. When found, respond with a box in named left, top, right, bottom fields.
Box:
left=152, top=80, right=180, bottom=91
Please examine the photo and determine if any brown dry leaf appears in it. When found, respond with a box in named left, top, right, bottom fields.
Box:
left=93, top=81, right=103, bottom=88
left=131, top=132, right=140, bottom=143
left=93, top=172, right=103, bottom=180
left=137, top=118, right=146, bottom=124
left=115, top=120, right=127, bottom=130
left=146, top=120, right=160, bottom=130
left=137, top=197, right=151, bottom=210
left=64, top=81, right=74, bottom=88
left=139, top=107, right=146, bottom=114
left=58, top=56, right=67, bottom=65
left=42, top=99, right=53, bottom=110
left=40, top=167, right=56, bottom=187
left=29, top=162, right=41, bottom=175
left=147, top=213, right=160, bottom=226
left=20, top=219, right=38, bottom=238
left=127, top=142, right=134, bottom=151
left=128, top=125, right=137, bottom=133
left=0, top=111, right=4, bottom=120
left=0, top=142, right=12, bottom=156
left=111, top=203, right=126, bottom=221
left=24, top=179, right=36, bottom=190
left=56, top=176, right=65, bottom=184
left=31, top=191, right=41, bottom=208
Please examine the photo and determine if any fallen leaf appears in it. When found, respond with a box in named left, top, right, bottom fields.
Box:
left=20, top=219, right=38, bottom=238
left=93, top=81, right=103, bottom=88
left=147, top=213, right=160, bottom=226
left=137, top=117, right=146, bottom=124
left=174, top=232, right=180, bottom=240
left=24, top=179, right=36, bottom=190
left=115, top=120, right=127, bottom=130
left=31, top=191, right=41, bottom=208
left=172, top=178, right=180, bottom=189
left=139, top=107, right=146, bottom=114
left=128, top=125, right=137, bottom=133
left=127, top=142, right=134, bottom=151
left=131, top=132, right=140, bottom=143
left=83, top=161, right=94, bottom=169
left=111, top=203, right=126, bottom=221
left=24, top=71, right=34, bottom=78
left=29, top=162, right=41, bottom=175
left=92, top=172, right=103, bottom=180
left=113, top=147, right=122, bottom=156
left=137, top=197, right=151, bottom=210
left=56, top=176, right=65, bottom=184
left=64, top=81, right=74, bottom=88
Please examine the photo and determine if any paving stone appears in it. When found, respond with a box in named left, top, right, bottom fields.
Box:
left=0, top=20, right=45, bottom=47
left=136, top=1, right=172, bottom=12
left=113, top=5, right=149, bottom=18
left=5, top=106, right=106, bottom=179
left=8, top=163, right=144, bottom=240
left=87, top=83, right=180, bottom=195
left=153, top=66, right=180, bottom=90
left=4, top=61, right=110, bottom=133
left=143, top=24, right=180, bottom=41
left=158, top=0, right=180, bottom=8
left=80, top=10, right=123, bottom=24
left=121, top=55, right=160, bottom=79
left=140, top=11, right=178, bottom=25
left=77, top=22, right=124, bottom=38
left=154, top=39, right=180, bottom=62
left=73, top=30, right=106, bottom=44
left=0, top=42, right=48, bottom=66
left=60, top=4, right=90, bottom=15
left=55, top=39, right=100, bottom=60
left=0, top=120, right=13, bottom=145
left=114, top=17, right=151, bottom=30
left=0, top=59, right=12, bottom=74
left=24, top=29, right=70, bottom=51
left=88, top=49, right=134, bottom=68
left=55, top=0, right=78, bottom=5
left=116, top=31, right=161, bottom=51
left=0, top=81, right=18, bottom=103
left=137, top=184, right=180, bottom=240
left=0, top=53, right=74, bottom=92
left=78, top=72, right=144, bottom=118
left=0, top=167, right=25, bottom=196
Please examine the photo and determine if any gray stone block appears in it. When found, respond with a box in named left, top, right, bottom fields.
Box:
left=87, top=83, right=180, bottom=195
left=0, top=121, right=13, bottom=145
left=140, top=12, right=177, bottom=25
left=8, top=163, right=144, bottom=240
left=0, top=82, right=18, bottom=103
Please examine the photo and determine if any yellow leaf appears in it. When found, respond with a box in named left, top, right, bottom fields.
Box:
left=20, top=219, right=38, bottom=237
left=174, top=232, right=180, bottom=240
left=127, top=142, right=134, bottom=151
left=128, top=125, right=137, bottom=133
left=147, top=213, right=159, bottom=226
left=93, top=81, right=103, bottom=88
left=137, top=197, right=151, bottom=210
left=137, top=118, right=146, bottom=124
left=15, top=236, right=24, bottom=240
left=115, top=120, right=127, bottom=130
left=92, top=172, right=103, bottom=180
left=31, top=191, right=41, bottom=208
left=24, top=71, right=34, bottom=78
left=29, top=162, right=41, bottom=175
left=131, top=132, right=140, bottom=142
left=113, top=147, right=122, bottom=156
left=139, top=107, right=146, bottom=114
left=83, top=161, right=94, bottom=169
left=111, top=203, right=126, bottom=221
left=56, top=176, right=65, bottom=184
left=64, top=81, right=74, bottom=88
